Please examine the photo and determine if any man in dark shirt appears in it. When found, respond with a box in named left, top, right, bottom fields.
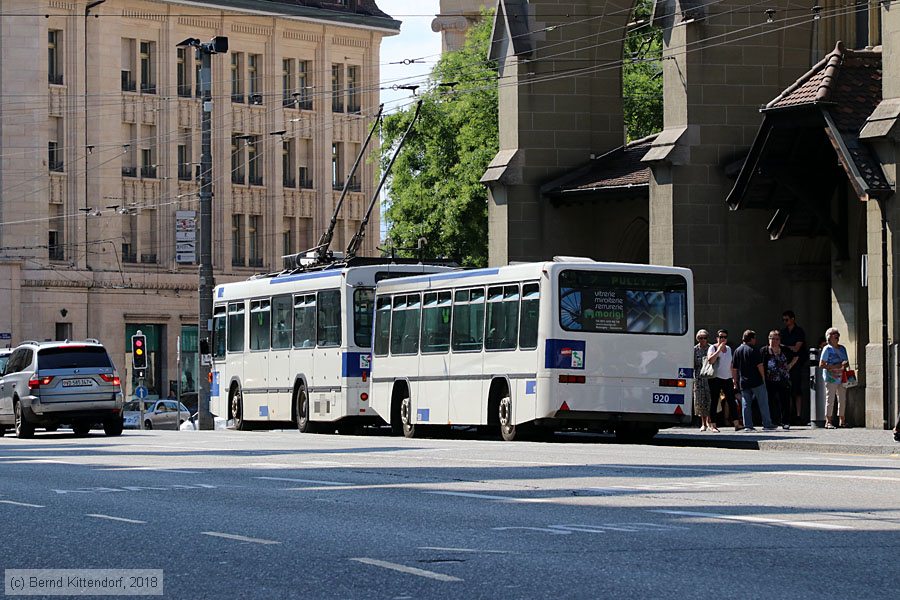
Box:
left=732, top=329, right=776, bottom=431
left=780, top=310, right=806, bottom=424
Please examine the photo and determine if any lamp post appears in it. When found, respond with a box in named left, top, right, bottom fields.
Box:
left=177, top=36, right=228, bottom=430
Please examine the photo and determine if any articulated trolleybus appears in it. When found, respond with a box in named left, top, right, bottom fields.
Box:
left=211, top=259, right=455, bottom=432
left=369, top=258, right=694, bottom=441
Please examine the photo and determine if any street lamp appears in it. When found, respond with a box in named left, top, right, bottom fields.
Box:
left=176, top=35, right=228, bottom=430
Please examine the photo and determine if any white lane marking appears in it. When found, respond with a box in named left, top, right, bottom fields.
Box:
left=778, top=471, right=900, bottom=483
left=493, top=527, right=572, bottom=535
left=86, top=514, right=147, bottom=524
left=653, top=510, right=853, bottom=530
left=425, top=491, right=543, bottom=503
left=95, top=467, right=201, bottom=474
left=201, top=532, right=281, bottom=545
left=254, top=476, right=350, bottom=486
left=245, top=463, right=296, bottom=469
left=0, top=500, right=45, bottom=508
left=350, top=558, right=463, bottom=582
left=418, top=547, right=512, bottom=554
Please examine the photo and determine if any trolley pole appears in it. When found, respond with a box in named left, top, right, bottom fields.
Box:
left=179, top=36, right=227, bottom=430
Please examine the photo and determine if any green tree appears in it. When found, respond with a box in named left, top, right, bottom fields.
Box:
left=380, top=10, right=497, bottom=267
left=623, top=0, right=663, bottom=141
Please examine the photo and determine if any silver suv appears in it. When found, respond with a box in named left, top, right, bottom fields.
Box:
left=0, top=340, right=125, bottom=438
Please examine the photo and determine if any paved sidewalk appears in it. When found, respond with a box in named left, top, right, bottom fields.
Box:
left=656, top=425, right=900, bottom=456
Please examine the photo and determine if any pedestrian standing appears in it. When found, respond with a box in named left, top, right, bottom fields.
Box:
left=707, top=329, right=742, bottom=431
left=761, top=330, right=796, bottom=430
left=780, top=310, right=807, bottom=425
left=732, top=329, right=776, bottom=432
left=819, top=327, right=850, bottom=429
left=693, top=330, right=716, bottom=432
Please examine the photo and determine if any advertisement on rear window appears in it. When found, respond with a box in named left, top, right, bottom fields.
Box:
left=559, top=270, right=687, bottom=335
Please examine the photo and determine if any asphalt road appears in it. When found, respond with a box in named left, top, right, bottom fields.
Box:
left=1, top=427, right=899, bottom=599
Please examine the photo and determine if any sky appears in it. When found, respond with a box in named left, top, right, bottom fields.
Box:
left=377, top=0, right=443, bottom=112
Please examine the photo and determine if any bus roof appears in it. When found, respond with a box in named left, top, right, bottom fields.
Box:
left=374, top=260, right=693, bottom=293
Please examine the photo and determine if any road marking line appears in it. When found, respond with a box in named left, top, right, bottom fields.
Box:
left=254, top=476, right=350, bottom=486
left=246, top=463, right=296, bottom=469
left=86, top=514, right=146, bottom=524
left=350, top=558, right=462, bottom=582
left=201, top=532, right=281, bottom=545
left=0, top=500, right=44, bottom=508
left=778, top=471, right=900, bottom=483
left=95, top=467, right=201, bottom=474
left=425, top=491, right=550, bottom=503
left=653, top=510, right=853, bottom=530
left=418, top=547, right=511, bottom=554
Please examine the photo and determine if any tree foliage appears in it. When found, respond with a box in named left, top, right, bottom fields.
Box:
left=623, top=0, right=663, bottom=141
left=380, top=10, right=497, bottom=267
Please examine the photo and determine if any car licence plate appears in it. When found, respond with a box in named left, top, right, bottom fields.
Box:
left=62, top=378, right=93, bottom=387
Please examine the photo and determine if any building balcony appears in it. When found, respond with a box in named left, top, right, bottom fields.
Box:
left=140, top=253, right=157, bottom=264
left=49, top=246, right=64, bottom=261
left=140, top=165, right=157, bottom=179
left=49, top=73, right=64, bottom=85
left=121, top=72, right=136, bottom=92
left=49, top=161, right=64, bottom=173
left=248, top=174, right=263, bottom=186
left=283, top=175, right=296, bottom=188
left=248, top=257, right=264, bottom=268
left=348, top=180, right=361, bottom=192
left=122, top=253, right=138, bottom=264
left=177, top=84, right=192, bottom=98
left=232, top=257, right=245, bottom=267
left=232, top=172, right=245, bottom=185
left=122, top=166, right=137, bottom=178
left=300, top=178, right=314, bottom=189
left=231, top=93, right=245, bottom=104
left=249, top=94, right=263, bottom=106
left=282, top=96, right=295, bottom=108
left=140, top=83, right=156, bottom=94
left=178, top=165, right=193, bottom=181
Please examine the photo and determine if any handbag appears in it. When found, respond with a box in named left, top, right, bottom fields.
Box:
left=699, top=358, right=716, bottom=379
left=842, top=369, right=858, bottom=388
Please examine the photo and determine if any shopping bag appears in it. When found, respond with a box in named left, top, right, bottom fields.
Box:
left=699, top=358, right=715, bottom=379
left=842, top=369, right=858, bottom=388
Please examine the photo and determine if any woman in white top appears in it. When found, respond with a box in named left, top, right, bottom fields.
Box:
left=707, top=329, right=743, bottom=431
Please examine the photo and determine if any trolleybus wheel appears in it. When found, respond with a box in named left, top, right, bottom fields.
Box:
left=400, top=396, right=418, bottom=439
left=614, top=424, right=658, bottom=444
left=498, top=395, right=519, bottom=441
left=296, top=386, right=316, bottom=433
left=231, top=386, right=246, bottom=431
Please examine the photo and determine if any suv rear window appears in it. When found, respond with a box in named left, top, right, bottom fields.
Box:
left=38, top=347, right=112, bottom=369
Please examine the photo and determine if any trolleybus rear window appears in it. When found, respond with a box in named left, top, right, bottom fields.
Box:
left=559, top=270, right=688, bottom=335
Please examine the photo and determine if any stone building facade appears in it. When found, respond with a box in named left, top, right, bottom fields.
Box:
left=0, top=0, right=398, bottom=398
left=431, top=0, right=493, bottom=52
left=484, top=0, right=898, bottom=428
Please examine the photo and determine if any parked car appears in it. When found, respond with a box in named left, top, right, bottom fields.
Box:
left=0, top=340, right=124, bottom=438
left=123, top=399, right=191, bottom=430
left=0, top=348, right=12, bottom=375
left=180, top=411, right=227, bottom=431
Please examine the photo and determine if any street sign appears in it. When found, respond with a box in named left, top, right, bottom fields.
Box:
left=135, top=385, right=148, bottom=399
left=0, top=332, right=11, bottom=340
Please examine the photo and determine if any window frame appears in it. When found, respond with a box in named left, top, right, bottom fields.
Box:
left=226, top=302, right=246, bottom=353
left=450, top=287, right=485, bottom=353
left=420, top=290, right=452, bottom=355
left=292, top=294, right=317, bottom=349
left=270, top=294, right=293, bottom=350
left=249, top=298, right=271, bottom=351
left=518, top=282, right=541, bottom=350
left=316, top=289, right=342, bottom=348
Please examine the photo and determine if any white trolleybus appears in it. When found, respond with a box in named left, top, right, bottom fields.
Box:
left=210, top=259, right=455, bottom=432
left=368, top=258, right=694, bottom=441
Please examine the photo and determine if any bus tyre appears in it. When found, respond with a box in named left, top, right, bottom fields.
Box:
left=499, top=396, right=519, bottom=441
left=231, top=386, right=246, bottom=431
left=296, top=386, right=316, bottom=434
left=14, top=400, right=35, bottom=439
left=615, top=425, right=658, bottom=444
left=400, top=396, right=418, bottom=439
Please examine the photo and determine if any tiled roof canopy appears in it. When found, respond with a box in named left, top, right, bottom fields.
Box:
left=541, top=135, right=657, bottom=202
left=189, top=0, right=400, bottom=29
left=727, top=42, right=891, bottom=243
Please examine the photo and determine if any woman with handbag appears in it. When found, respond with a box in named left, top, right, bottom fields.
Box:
left=707, top=329, right=742, bottom=431
left=761, top=330, right=796, bottom=430
left=693, top=329, right=716, bottom=432
left=819, top=327, right=850, bottom=428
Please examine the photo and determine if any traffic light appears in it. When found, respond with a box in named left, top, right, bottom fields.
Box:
left=131, top=333, right=147, bottom=370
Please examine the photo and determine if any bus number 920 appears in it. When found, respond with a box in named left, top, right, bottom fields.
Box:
left=652, top=393, right=684, bottom=405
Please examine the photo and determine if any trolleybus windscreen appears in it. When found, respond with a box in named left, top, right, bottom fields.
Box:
left=558, top=270, right=688, bottom=335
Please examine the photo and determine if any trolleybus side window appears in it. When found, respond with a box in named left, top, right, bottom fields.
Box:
left=271, top=294, right=293, bottom=349
left=213, top=305, right=227, bottom=358
left=519, top=282, right=540, bottom=350
left=317, top=289, right=342, bottom=347
left=353, top=288, right=375, bottom=348
left=558, top=270, right=688, bottom=335
left=421, top=291, right=452, bottom=354
left=390, top=294, right=421, bottom=355
left=293, top=294, right=316, bottom=348
left=227, top=302, right=245, bottom=353
left=250, top=299, right=271, bottom=350
left=451, top=287, right=484, bottom=352
left=485, top=285, right=519, bottom=351
left=373, top=296, right=392, bottom=357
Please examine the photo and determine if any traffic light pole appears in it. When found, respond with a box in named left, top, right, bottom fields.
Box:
left=197, top=47, right=214, bottom=430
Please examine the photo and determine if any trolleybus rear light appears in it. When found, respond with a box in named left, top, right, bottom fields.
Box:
left=559, top=374, right=585, bottom=384
left=360, top=392, right=368, bottom=401
left=658, top=378, right=686, bottom=388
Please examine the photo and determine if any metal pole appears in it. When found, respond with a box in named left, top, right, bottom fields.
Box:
left=138, top=375, right=145, bottom=431
left=880, top=198, right=891, bottom=429
left=176, top=335, right=181, bottom=431
left=197, top=49, right=214, bottom=430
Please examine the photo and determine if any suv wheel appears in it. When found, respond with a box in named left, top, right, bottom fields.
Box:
left=14, top=400, right=35, bottom=439
left=0, top=424, right=6, bottom=437
left=103, top=418, right=124, bottom=437
left=72, top=422, right=91, bottom=437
